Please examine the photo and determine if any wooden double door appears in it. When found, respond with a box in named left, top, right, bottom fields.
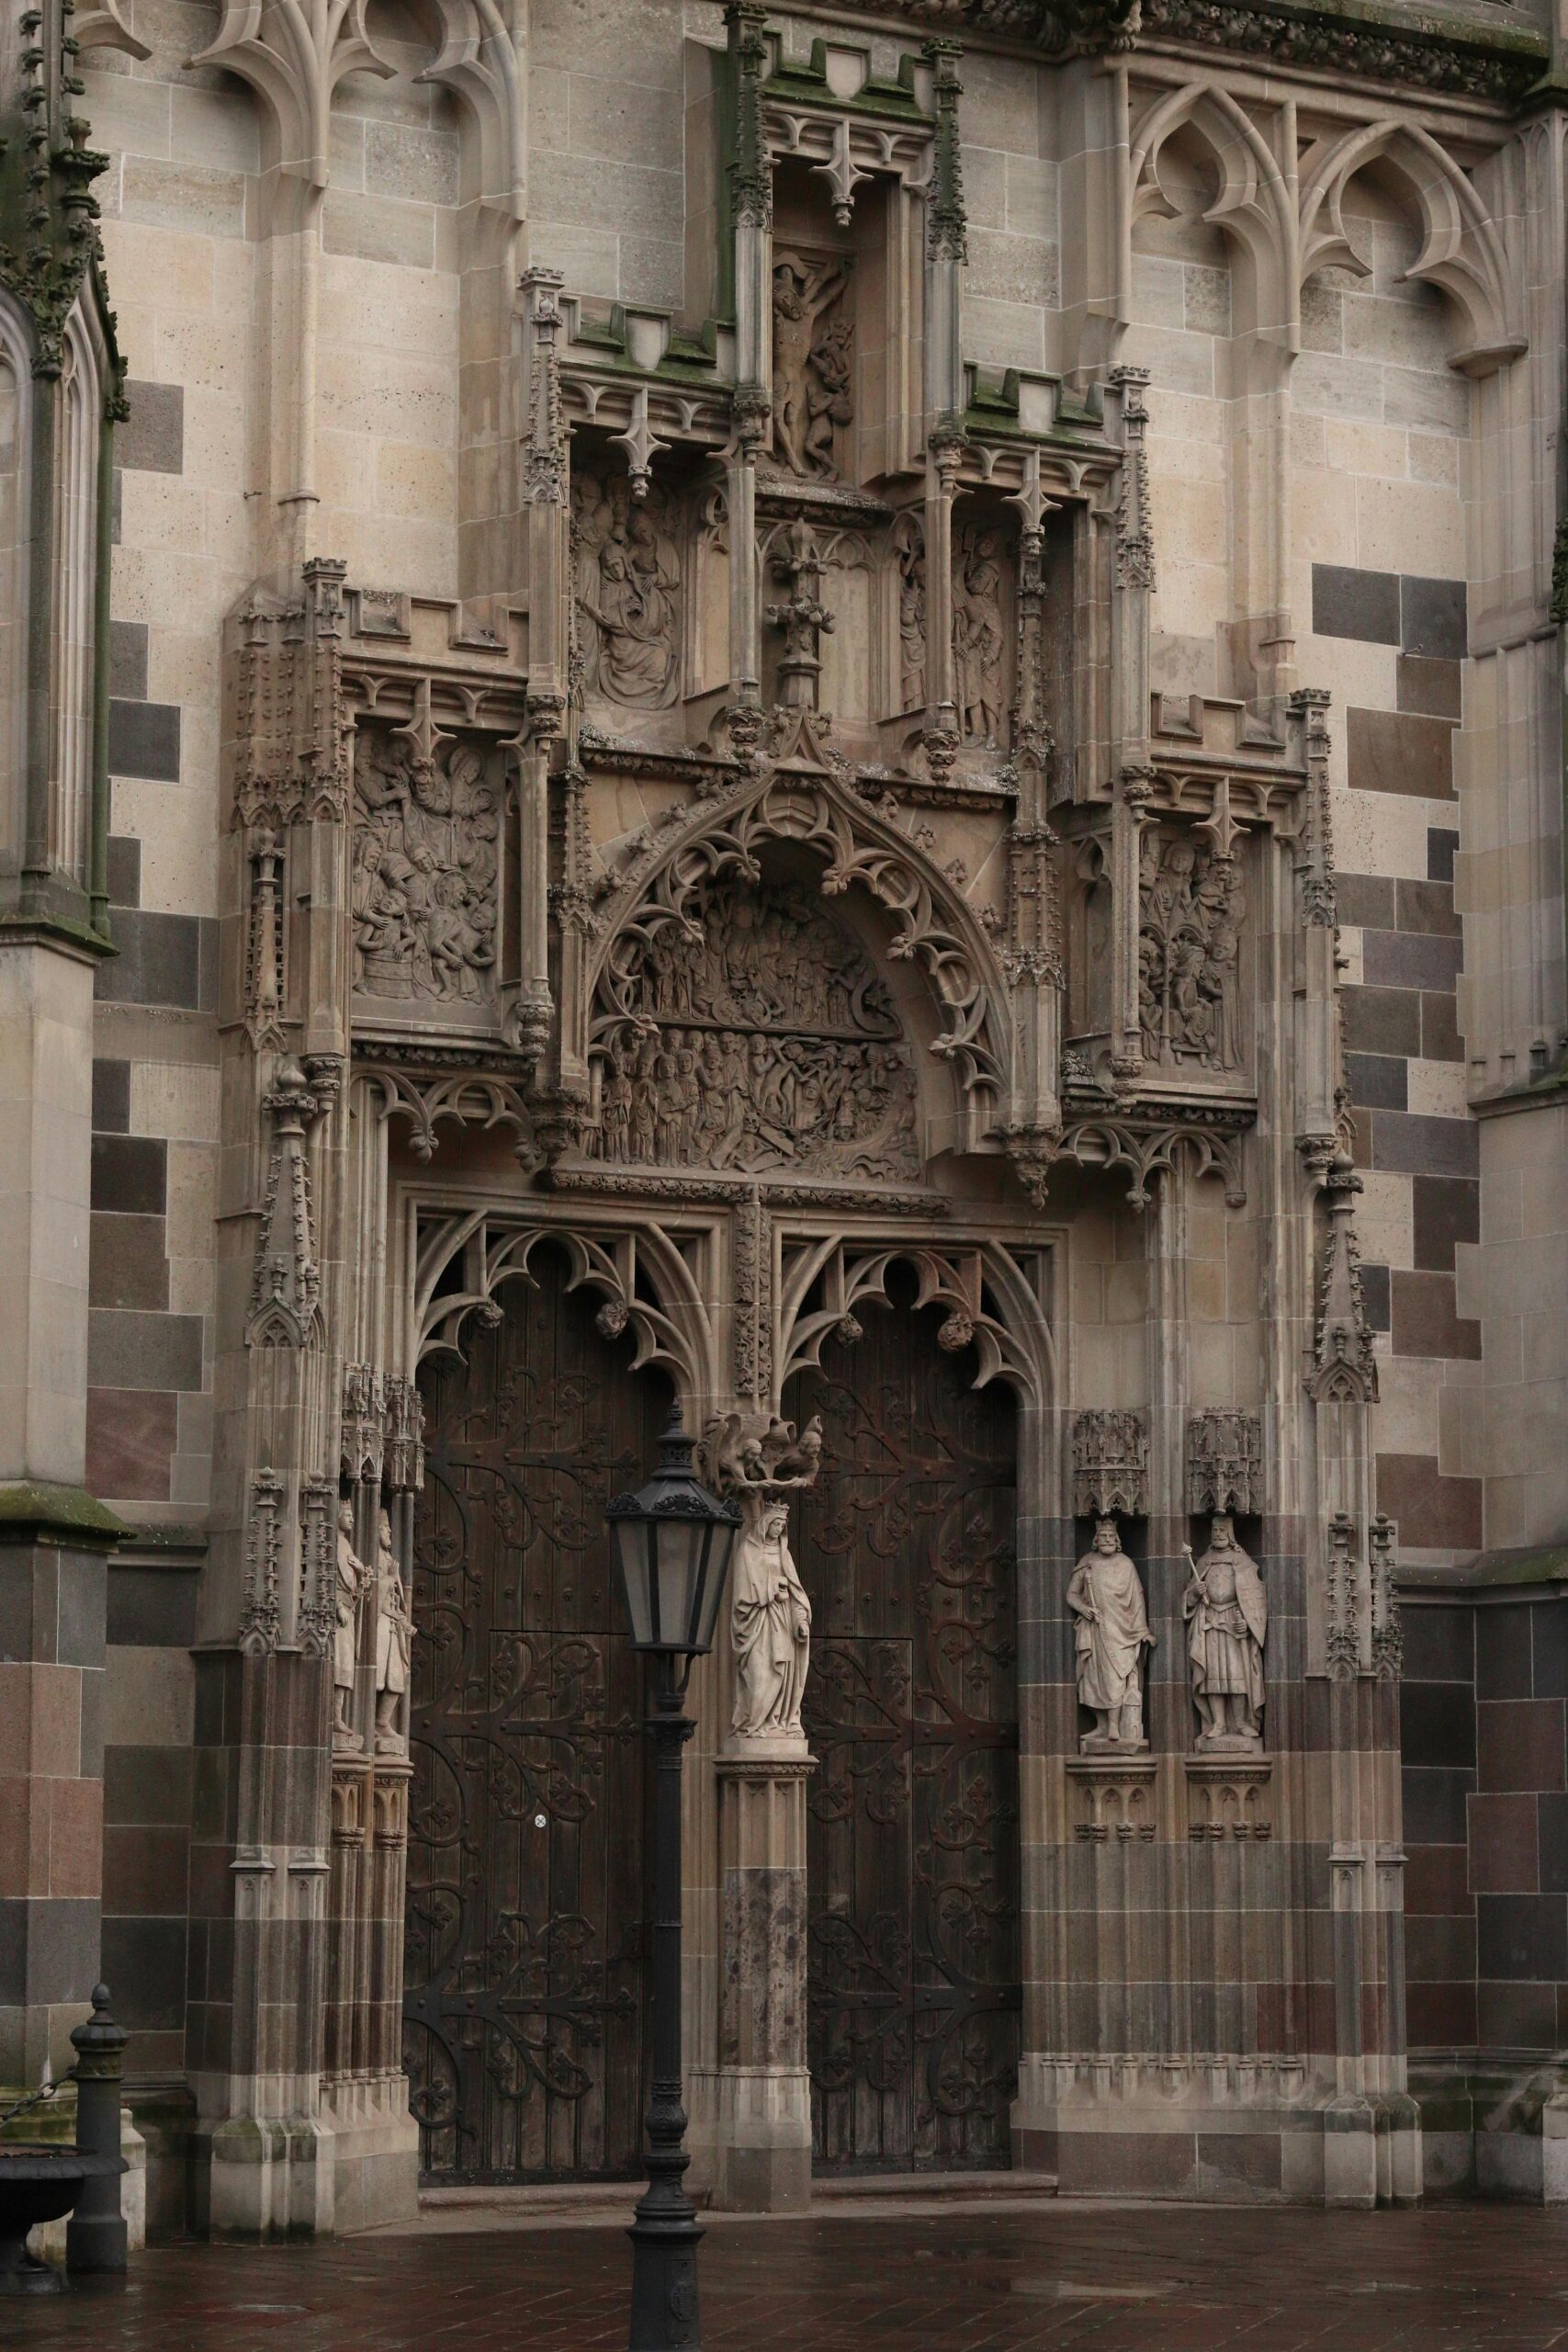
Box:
left=789, top=1276, right=1021, bottom=2172
left=403, top=1246, right=665, bottom=2181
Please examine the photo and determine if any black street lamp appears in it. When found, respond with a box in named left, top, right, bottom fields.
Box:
left=607, top=1415, right=740, bottom=2352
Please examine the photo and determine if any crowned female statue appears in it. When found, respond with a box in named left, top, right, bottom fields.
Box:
left=729, top=1501, right=812, bottom=1742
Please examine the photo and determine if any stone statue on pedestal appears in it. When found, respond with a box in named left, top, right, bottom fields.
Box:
left=373, top=1507, right=414, bottom=1756
left=1183, top=1512, right=1267, bottom=1750
left=333, top=1501, right=368, bottom=1754
left=730, top=1500, right=812, bottom=1741
left=1067, top=1515, right=1154, bottom=1749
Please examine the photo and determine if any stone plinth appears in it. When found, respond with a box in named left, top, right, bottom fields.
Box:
left=712, top=1742, right=813, bottom=2213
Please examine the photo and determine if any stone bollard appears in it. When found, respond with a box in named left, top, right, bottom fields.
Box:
left=66, top=1987, right=128, bottom=2274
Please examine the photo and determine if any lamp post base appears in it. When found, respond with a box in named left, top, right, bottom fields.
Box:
left=626, top=2200, right=705, bottom=2349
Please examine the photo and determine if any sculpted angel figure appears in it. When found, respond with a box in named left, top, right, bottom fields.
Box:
left=730, top=1502, right=812, bottom=1741
left=1182, top=1512, right=1267, bottom=1749
left=1067, top=1515, right=1154, bottom=1749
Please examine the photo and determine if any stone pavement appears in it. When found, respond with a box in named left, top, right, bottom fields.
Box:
left=12, top=2198, right=1568, bottom=2350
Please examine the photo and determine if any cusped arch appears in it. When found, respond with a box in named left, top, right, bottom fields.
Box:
left=590, top=767, right=1014, bottom=1160
left=412, top=1211, right=718, bottom=1404
left=1298, top=119, right=1522, bottom=377
left=774, top=1238, right=1055, bottom=1408
left=1129, top=82, right=1300, bottom=356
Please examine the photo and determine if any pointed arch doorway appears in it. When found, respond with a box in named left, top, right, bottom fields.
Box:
left=402, top=1240, right=668, bottom=2182
left=786, top=1263, right=1021, bottom=2172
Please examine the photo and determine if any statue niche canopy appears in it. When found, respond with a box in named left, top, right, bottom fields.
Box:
left=586, top=877, right=920, bottom=1180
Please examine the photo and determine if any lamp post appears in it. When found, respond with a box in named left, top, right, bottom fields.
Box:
left=607, top=1414, right=739, bottom=2352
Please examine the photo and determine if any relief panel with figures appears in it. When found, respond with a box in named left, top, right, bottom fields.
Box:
left=588, top=880, right=920, bottom=1178
left=571, top=463, right=683, bottom=710
left=352, top=729, right=503, bottom=1015
left=1137, top=828, right=1247, bottom=1076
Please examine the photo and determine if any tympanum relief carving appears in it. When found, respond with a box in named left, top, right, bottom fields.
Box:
left=352, top=729, right=501, bottom=1008
left=771, top=251, right=853, bottom=480
left=1138, top=829, right=1246, bottom=1075
left=571, top=463, right=682, bottom=709
left=588, top=880, right=919, bottom=1178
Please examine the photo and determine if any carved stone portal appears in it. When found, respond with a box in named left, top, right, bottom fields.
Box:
left=589, top=880, right=919, bottom=1176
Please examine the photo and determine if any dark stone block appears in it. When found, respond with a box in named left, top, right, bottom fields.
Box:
left=1408, top=1982, right=1476, bottom=2048
left=96, top=909, right=202, bottom=1011
left=54, top=1553, right=107, bottom=1672
left=103, top=1825, right=189, bottom=1917
left=1404, top=1842, right=1471, bottom=1916
left=104, top=1744, right=193, bottom=1827
left=1404, top=1603, right=1473, bottom=1685
left=107, top=835, right=141, bottom=910
left=1476, top=1893, right=1567, bottom=1982
left=90, top=1133, right=166, bottom=1215
left=107, top=699, right=181, bottom=783
left=108, top=620, right=148, bottom=701
left=1476, top=1605, right=1535, bottom=1702
left=1402, top=574, right=1468, bottom=662
left=1197, top=2132, right=1280, bottom=2192
left=1361, top=930, right=1463, bottom=991
left=1422, top=989, right=1465, bottom=1063
left=1477, top=1699, right=1565, bottom=1793
left=90, top=1213, right=169, bottom=1312
left=1468, top=1792, right=1539, bottom=1893
left=1391, top=1270, right=1481, bottom=1361
left=118, top=380, right=185, bottom=475
left=107, top=1566, right=198, bottom=1649
left=1347, top=1052, right=1407, bottom=1112
left=1397, top=879, right=1461, bottom=939
left=1428, top=828, right=1461, bottom=883
left=1377, top=1453, right=1483, bottom=1550
left=1413, top=1177, right=1480, bottom=1272
left=99, top=1916, right=187, bottom=2030
left=92, top=1058, right=130, bottom=1136
left=2, top=1896, right=102, bottom=2006
left=1347, top=707, right=1456, bottom=800
left=1403, top=1680, right=1476, bottom=1768
left=1360, top=1261, right=1391, bottom=1332
left=197, top=916, right=220, bottom=1015
left=1479, top=1978, right=1558, bottom=2049
left=1540, top=1793, right=1568, bottom=1894
left=1337, top=873, right=1396, bottom=930
left=1343, top=986, right=1422, bottom=1058
left=85, top=1387, right=176, bottom=1505
left=1407, top=1914, right=1476, bottom=1982
left=1533, top=1609, right=1568, bottom=1701
left=88, top=1309, right=204, bottom=1394
left=1398, top=655, right=1462, bottom=720
left=1369, top=1114, right=1480, bottom=1180
left=1313, top=563, right=1400, bottom=644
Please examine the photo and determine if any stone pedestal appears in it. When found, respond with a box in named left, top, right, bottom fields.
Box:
left=711, top=1744, right=813, bottom=2212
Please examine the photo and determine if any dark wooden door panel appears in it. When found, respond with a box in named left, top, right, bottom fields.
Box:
left=404, top=1246, right=664, bottom=2182
left=790, top=1280, right=1021, bottom=2173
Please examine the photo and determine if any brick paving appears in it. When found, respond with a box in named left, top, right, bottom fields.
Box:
left=12, top=2200, right=1568, bottom=2351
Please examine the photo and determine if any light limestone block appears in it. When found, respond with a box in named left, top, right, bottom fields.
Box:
left=154, top=312, right=250, bottom=399
left=963, top=294, right=1046, bottom=373
left=1291, top=349, right=1383, bottom=422
left=533, top=152, right=684, bottom=240
left=105, top=1648, right=194, bottom=1748
left=1324, top=419, right=1408, bottom=482
left=322, top=191, right=436, bottom=271
left=1356, top=476, right=1464, bottom=578
left=531, top=222, right=620, bottom=302
left=317, top=349, right=457, bottom=447
left=107, top=780, right=217, bottom=917
left=1356, top=1170, right=1414, bottom=1270
left=98, top=221, right=216, bottom=318
left=1405, top=1059, right=1468, bottom=1119
left=1120, top=322, right=1214, bottom=399
left=131, top=1062, right=221, bottom=1147
left=77, top=70, right=174, bottom=163
left=121, top=157, right=246, bottom=242
left=365, top=121, right=462, bottom=207
left=374, top=441, right=457, bottom=522
left=1331, top=786, right=1432, bottom=881
left=618, top=236, right=685, bottom=311
left=168, top=85, right=262, bottom=175
left=966, top=227, right=1056, bottom=309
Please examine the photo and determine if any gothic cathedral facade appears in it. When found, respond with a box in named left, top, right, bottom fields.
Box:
left=4, top=0, right=1568, bottom=2242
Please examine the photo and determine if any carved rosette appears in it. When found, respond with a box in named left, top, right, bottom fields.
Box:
left=1072, top=1408, right=1148, bottom=1519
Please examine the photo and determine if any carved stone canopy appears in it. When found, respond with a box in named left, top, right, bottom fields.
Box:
left=1186, top=1408, right=1262, bottom=1517
left=1072, top=1408, right=1148, bottom=1519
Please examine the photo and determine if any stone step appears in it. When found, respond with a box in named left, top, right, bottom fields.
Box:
left=417, top=2169, right=1058, bottom=2222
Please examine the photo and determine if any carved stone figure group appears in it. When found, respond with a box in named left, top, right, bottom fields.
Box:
left=1067, top=1510, right=1266, bottom=1752
left=771, top=252, right=853, bottom=479
left=1138, top=830, right=1246, bottom=1073
left=591, top=1021, right=917, bottom=1177
left=628, top=881, right=899, bottom=1035
left=333, top=1500, right=415, bottom=1757
left=352, top=732, right=500, bottom=1006
left=572, top=466, right=682, bottom=708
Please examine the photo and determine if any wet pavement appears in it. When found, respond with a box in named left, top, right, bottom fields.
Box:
left=11, top=2197, right=1568, bottom=2350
